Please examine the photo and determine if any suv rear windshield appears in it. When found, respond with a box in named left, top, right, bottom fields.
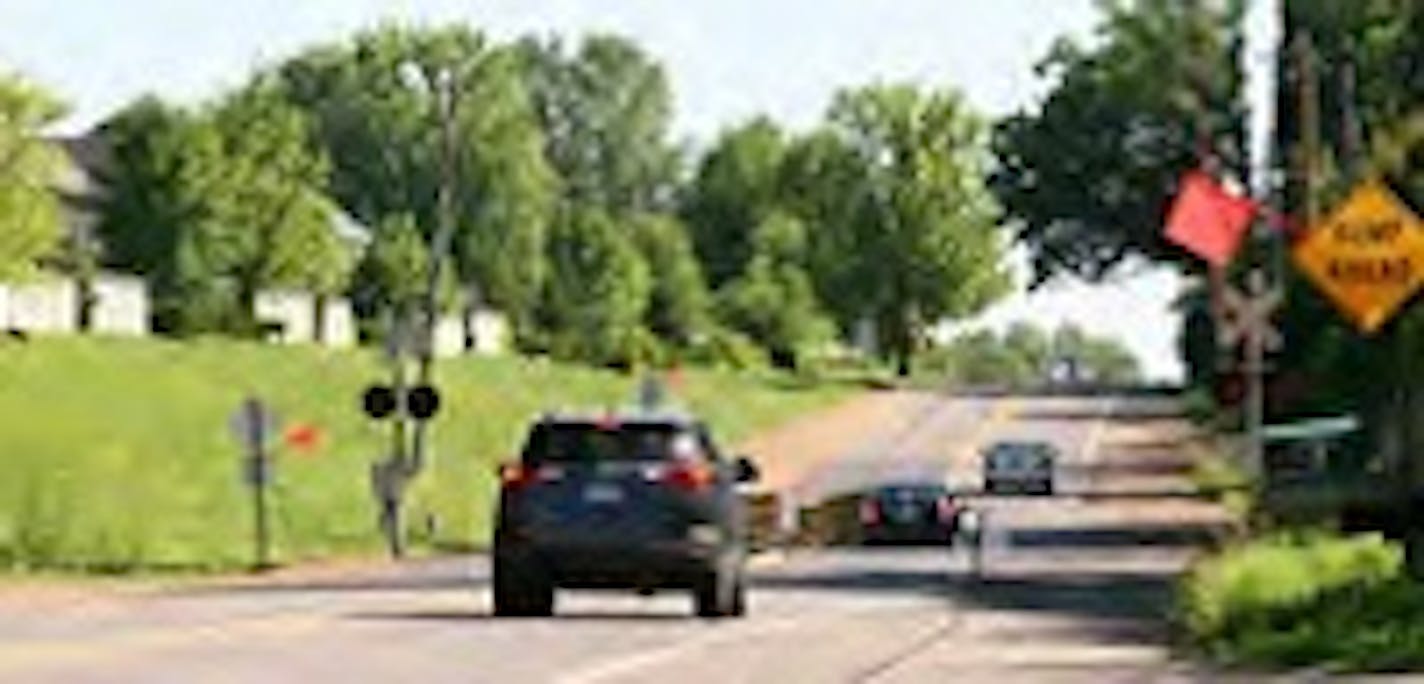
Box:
left=988, top=446, right=1051, bottom=469
left=877, top=486, right=947, bottom=502
left=522, top=422, right=712, bottom=464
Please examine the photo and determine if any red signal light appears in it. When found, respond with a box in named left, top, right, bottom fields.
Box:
left=935, top=497, right=959, bottom=524
left=859, top=499, right=881, bottom=525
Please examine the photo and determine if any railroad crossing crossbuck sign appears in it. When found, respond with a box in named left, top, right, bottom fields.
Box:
left=1292, top=179, right=1424, bottom=335
left=1218, top=269, right=1283, bottom=353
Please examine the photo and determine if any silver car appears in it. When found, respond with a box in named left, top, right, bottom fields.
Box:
left=982, top=441, right=1057, bottom=495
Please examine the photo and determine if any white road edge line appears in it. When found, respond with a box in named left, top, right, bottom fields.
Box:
left=1076, top=397, right=1116, bottom=498
left=1080, top=397, right=1116, bottom=466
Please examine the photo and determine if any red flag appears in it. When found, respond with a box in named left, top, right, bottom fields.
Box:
left=1164, top=170, right=1259, bottom=267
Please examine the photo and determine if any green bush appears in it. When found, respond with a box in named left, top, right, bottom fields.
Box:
left=1224, top=579, right=1424, bottom=671
left=1179, top=531, right=1416, bottom=671
left=1189, top=448, right=1254, bottom=521
left=1181, top=386, right=1219, bottom=426
left=1180, top=532, right=1401, bottom=640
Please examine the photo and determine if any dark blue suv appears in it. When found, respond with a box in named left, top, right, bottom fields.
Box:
left=493, top=411, right=759, bottom=618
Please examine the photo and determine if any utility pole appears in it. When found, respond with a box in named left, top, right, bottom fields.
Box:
left=409, top=66, right=460, bottom=476
left=1239, top=0, right=1284, bottom=477
left=366, top=63, right=462, bottom=559
left=1293, top=32, right=1322, bottom=231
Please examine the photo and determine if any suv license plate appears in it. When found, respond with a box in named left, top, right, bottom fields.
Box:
left=584, top=483, right=624, bottom=504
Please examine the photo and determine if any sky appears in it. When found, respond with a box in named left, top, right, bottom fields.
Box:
left=0, top=0, right=1186, bottom=380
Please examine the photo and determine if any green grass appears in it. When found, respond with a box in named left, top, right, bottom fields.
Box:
left=1177, top=531, right=1423, bottom=672
left=1188, top=447, right=1254, bottom=521
left=0, top=336, right=849, bottom=573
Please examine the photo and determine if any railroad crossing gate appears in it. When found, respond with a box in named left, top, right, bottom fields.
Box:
left=1293, top=179, right=1424, bottom=335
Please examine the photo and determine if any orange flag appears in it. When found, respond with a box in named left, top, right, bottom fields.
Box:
left=1164, top=170, right=1259, bottom=268
left=284, top=422, right=323, bottom=455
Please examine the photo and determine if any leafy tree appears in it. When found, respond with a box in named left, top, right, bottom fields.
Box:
left=275, top=25, right=556, bottom=338
left=518, top=34, right=680, bottom=214
left=97, top=85, right=347, bottom=335
left=452, top=46, right=558, bottom=337
left=351, top=213, right=428, bottom=321
left=210, top=82, right=351, bottom=301
left=818, top=83, right=1012, bottom=375
left=0, top=73, right=65, bottom=282
left=98, top=100, right=236, bottom=332
left=717, top=212, right=834, bottom=370
left=779, top=128, right=866, bottom=325
left=629, top=213, right=711, bottom=348
left=682, top=117, right=788, bottom=286
left=1051, top=323, right=1142, bottom=384
left=1004, top=321, right=1053, bottom=377
left=927, top=330, right=1036, bottom=387
left=927, top=322, right=1140, bottom=387
left=539, top=209, right=652, bottom=366
left=992, top=0, right=1246, bottom=285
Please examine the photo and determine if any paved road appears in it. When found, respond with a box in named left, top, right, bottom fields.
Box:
left=0, top=393, right=1233, bottom=683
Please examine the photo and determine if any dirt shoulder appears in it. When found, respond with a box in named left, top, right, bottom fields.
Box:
left=735, top=389, right=926, bottom=492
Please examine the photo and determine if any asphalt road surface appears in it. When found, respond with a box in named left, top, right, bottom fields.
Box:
left=0, top=393, right=1236, bottom=683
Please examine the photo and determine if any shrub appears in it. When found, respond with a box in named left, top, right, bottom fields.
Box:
left=1179, top=531, right=1408, bottom=670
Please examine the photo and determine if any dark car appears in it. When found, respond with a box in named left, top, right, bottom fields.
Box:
left=493, top=411, right=760, bottom=618
left=857, top=483, right=962, bottom=545
left=983, top=441, right=1057, bottom=495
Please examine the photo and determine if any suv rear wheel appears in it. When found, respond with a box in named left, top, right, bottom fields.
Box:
left=494, top=557, right=554, bottom=617
left=694, top=566, right=745, bottom=618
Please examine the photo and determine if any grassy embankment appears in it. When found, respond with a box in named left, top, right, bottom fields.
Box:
left=0, top=336, right=848, bottom=573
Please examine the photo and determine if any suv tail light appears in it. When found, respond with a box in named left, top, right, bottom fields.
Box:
left=644, top=462, right=715, bottom=492
left=935, top=496, right=958, bottom=523
left=859, top=499, right=881, bottom=525
left=499, top=463, right=564, bottom=490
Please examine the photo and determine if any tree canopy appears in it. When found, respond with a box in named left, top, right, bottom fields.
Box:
left=97, top=87, right=350, bottom=334
left=818, top=83, right=1012, bottom=374
left=992, top=0, right=1245, bottom=285
left=0, top=73, right=64, bottom=282
left=76, top=21, right=1019, bottom=374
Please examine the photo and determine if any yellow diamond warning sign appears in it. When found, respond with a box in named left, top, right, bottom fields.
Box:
left=1293, top=179, right=1424, bottom=335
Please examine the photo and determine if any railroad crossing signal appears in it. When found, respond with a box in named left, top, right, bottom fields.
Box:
left=1292, top=178, right=1424, bottom=335
left=361, top=384, right=442, bottom=421
left=1218, top=269, right=1284, bottom=353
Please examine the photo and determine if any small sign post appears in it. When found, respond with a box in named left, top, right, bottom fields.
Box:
left=637, top=373, right=665, bottom=411
left=230, top=396, right=280, bottom=570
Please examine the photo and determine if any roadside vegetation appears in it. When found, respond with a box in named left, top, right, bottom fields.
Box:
left=916, top=321, right=1141, bottom=389
left=0, top=18, right=1017, bottom=573
left=996, top=0, right=1424, bottom=674
left=1177, top=532, right=1424, bottom=672
left=0, top=336, right=846, bottom=573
